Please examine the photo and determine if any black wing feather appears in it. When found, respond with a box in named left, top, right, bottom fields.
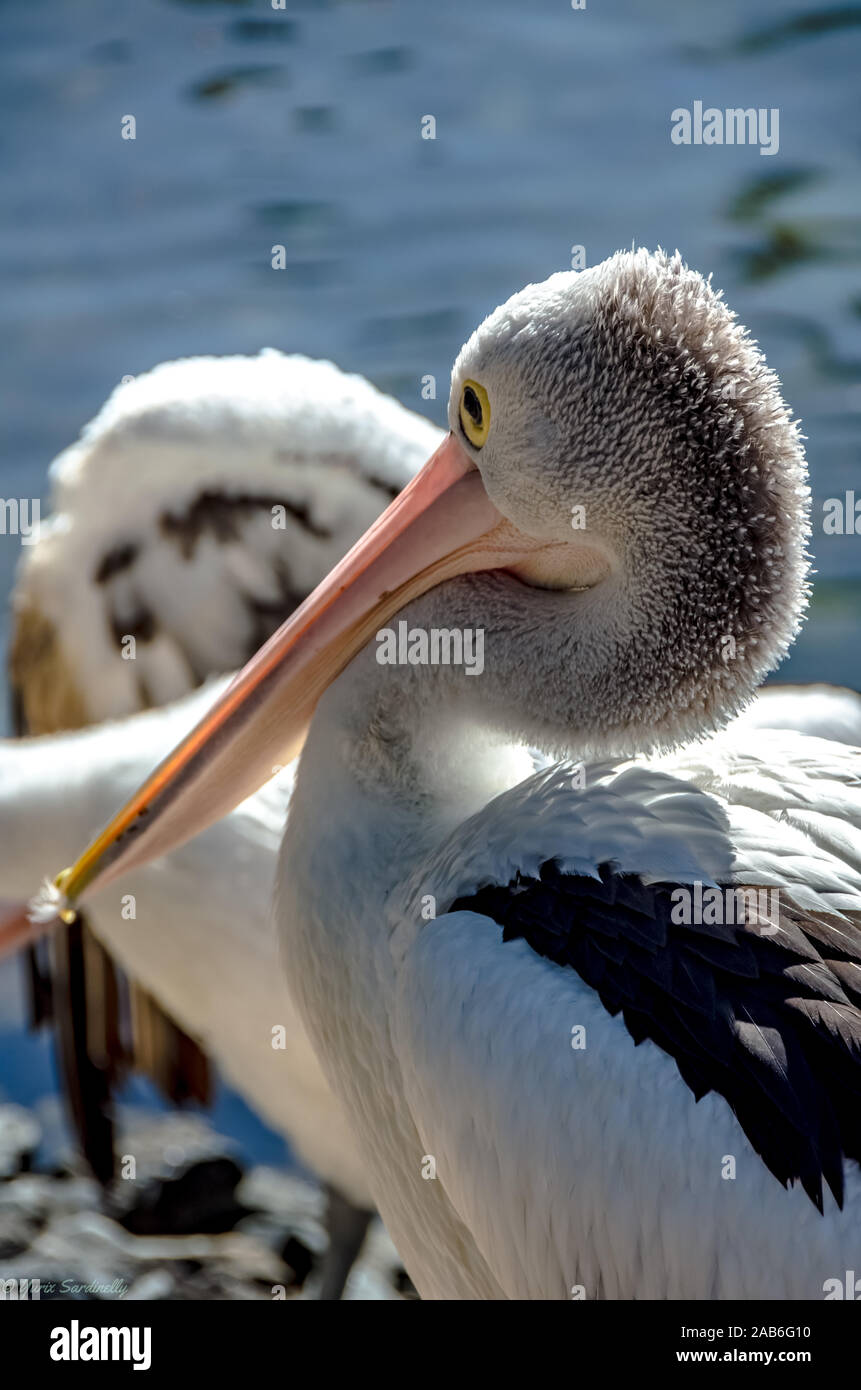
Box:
left=452, top=861, right=861, bottom=1213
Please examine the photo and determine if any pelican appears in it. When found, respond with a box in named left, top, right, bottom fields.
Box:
left=11, top=348, right=440, bottom=729
left=5, top=350, right=440, bottom=1298
left=19, top=249, right=861, bottom=1297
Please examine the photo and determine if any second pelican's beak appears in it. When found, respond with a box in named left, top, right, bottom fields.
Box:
left=53, top=433, right=540, bottom=910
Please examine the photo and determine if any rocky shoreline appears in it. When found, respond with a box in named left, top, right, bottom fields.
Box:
left=0, top=1104, right=409, bottom=1300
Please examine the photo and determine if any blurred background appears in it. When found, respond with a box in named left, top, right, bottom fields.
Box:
left=0, top=0, right=858, bottom=1294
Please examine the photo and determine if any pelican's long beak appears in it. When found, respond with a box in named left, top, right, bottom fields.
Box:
left=51, top=434, right=538, bottom=912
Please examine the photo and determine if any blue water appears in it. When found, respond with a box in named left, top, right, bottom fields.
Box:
left=0, top=0, right=859, bottom=1158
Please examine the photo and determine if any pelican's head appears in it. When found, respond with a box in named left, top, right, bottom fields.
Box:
left=51, top=249, right=810, bottom=910
left=427, top=247, right=810, bottom=751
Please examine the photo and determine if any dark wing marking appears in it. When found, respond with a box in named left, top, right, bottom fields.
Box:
left=363, top=476, right=400, bottom=502
left=94, top=542, right=139, bottom=585
left=11, top=675, right=51, bottom=1040
left=25, top=936, right=53, bottom=1030
left=46, top=918, right=211, bottom=1184
left=99, top=491, right=326, bottom=672
left=452, top=861, right=861, bottom=1213
left=157, top=489, right=333, bottom=558
left=128, top=979, right=211, bottom=1109
left=51, top=916, right=121, bottom=1184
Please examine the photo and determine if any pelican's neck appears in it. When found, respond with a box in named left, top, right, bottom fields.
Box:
left=278, top=628, right=536, bottom=1030
left=287, top=639, right=532, bottom=894
left=276, top=639, right=530, bottom=1298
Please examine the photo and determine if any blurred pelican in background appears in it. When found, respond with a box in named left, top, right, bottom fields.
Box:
left=3, top=350, right=441, bottom=1297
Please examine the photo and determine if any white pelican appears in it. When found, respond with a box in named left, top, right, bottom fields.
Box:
left=5, top=350, right=441, bottom=1297
left=20, top=250, right=861, bottom=1297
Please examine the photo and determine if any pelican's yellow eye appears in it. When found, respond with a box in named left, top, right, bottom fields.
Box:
left=459, top=379, right=491, bottom=449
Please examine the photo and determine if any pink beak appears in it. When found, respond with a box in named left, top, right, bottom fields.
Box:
left=48, top=433, right=546, bottom=914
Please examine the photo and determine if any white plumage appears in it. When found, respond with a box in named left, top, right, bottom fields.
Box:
left=277, top=687, right=861, bottom=1299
